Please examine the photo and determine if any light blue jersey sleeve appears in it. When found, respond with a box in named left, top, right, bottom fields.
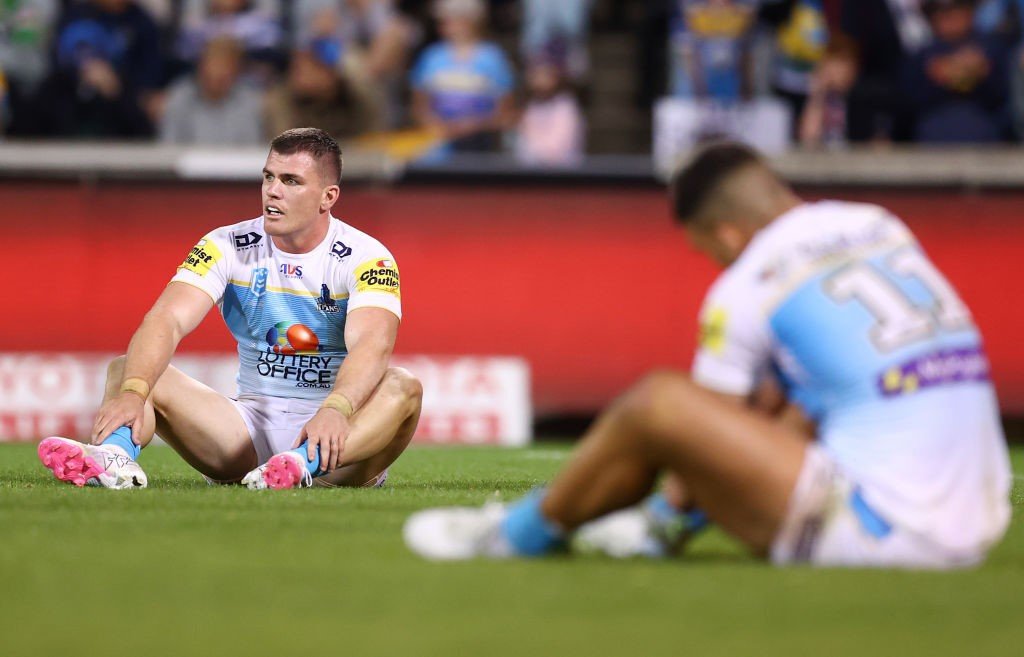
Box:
left=478, top=43, right=514, bottom=94
left=409, top=43, right=445, bottom=90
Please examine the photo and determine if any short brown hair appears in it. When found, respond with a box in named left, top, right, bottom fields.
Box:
left=671, top=142, right=763, bottom=225
left=269, top=127, right=342, bottom=186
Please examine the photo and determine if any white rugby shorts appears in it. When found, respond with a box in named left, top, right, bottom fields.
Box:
left=230, top=394, right=321, bottom=465
left=770, top=446, right=992, bottom=569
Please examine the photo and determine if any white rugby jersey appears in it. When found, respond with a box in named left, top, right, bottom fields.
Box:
left=692, top=201, right=1010, bottom=555
left=171, top=216, right=401, bottom=401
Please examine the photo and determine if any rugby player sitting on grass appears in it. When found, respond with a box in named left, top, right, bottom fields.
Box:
left=404, top=142, right=1011, bottom=568
left=39, top=127, right=422, bottom=490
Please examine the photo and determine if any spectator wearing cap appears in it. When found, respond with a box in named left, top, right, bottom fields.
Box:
left=904, top=0, right=1011, bottom=142
left=410, top=0, right=516, bottom=156
left=159, top=37, right=263, bottom=145
left=28, top=0, right=162, bottom=137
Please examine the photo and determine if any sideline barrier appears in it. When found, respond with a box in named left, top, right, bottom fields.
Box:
left=0, top=354, right=531, bottom=446
left=2, top=141, right=1024, bottom=187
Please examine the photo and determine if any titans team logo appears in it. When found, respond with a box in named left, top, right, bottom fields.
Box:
left=265, top=322, right=323, bottom=355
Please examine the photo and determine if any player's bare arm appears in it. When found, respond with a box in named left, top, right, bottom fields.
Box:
left=296, top=307, right=400, bottom=471
left=90, top=282, right=214, bottom=445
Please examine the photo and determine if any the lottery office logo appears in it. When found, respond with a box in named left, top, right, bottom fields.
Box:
left=260, top=322, right=333, bottom=388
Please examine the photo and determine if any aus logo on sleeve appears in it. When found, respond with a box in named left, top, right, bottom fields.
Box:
left=354, top=257, right=400, bottom=298
left=179, top=237, right=223, bottom=277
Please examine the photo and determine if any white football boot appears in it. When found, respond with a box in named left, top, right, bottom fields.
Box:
left=403, top=503, right=516, bottom=561
left=38, top=436, right=147, bottom=489
left=571, top=507, right=669, bottom=558
left=572, top=503, right=708, bottom=558
left=241, top=452, right=313, bottom=490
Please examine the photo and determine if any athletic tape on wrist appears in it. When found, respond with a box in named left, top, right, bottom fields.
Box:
left=120, top=377, right=151, bottom=400
left=322, top=393, right=355, bottom=417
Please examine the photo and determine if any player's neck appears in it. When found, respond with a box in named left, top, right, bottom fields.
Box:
left=272, top=215, right=331, bottom=254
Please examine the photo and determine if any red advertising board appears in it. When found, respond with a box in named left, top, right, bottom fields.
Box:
left=2, top=181, right=1021, bottom=413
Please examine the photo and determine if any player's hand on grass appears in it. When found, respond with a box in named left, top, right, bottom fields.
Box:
left=295, top=409, right=351, bottom=472
left=91, top=393, right=145, bottom=445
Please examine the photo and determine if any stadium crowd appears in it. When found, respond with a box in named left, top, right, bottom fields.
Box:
left=1, top=0, right=1022, bottom=163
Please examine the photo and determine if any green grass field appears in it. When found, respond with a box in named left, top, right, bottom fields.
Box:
left=1, top=443, right=1021, bottom=657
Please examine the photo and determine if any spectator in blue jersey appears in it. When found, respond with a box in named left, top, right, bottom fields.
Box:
left=410, top=0, right=516, bottom=156
left=29, top=0, right=162, bottom=137
left=904, top=0, right=1011, bottom=142
left=669, top=0, right=759, bottom=103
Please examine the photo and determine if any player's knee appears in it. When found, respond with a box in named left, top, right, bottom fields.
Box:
left=634, top=369, right=690, bottom=403
left=620, top=369, right=691, bottom=427
left=382, top=367, right=423, bottom=406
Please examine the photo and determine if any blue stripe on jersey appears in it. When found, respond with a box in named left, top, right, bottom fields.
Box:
left=222, top=283, right=349, bottom=400
left=768, top=248, right=987, bottom=427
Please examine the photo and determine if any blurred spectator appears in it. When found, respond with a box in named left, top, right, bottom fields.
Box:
left=410, top=0, right=515, bottom=155
left=836, top=0, right=930, bottom=142
left=798, top=41, right=857, bottom=146
left=175, top=0, right=282, bottom=68
left=0, top=0, right=58, bottom=134
left=668, top=0, right=759, bottom=103
left=159, top=37, right=263, bottom=144
left=264, top=41, right=381, bottom=141
left=515, top=46, right=585, bottom=167
left=295, top=0, right=420, bottom=128
left=521, top=0, right=592, bottom=80
left=761, top=0, right=829, bottom=134
left=904, top=0, right=1010, bottom=142
left=29, top=0, right=162, bottom=138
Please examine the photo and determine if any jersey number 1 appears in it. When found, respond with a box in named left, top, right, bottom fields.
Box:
left=823, top=249, right=971, bottom=352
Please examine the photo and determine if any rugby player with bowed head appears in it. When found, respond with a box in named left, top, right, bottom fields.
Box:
left=404, top=143, right=1011, bottom=568
left=39, top=127, right=422, bottom=490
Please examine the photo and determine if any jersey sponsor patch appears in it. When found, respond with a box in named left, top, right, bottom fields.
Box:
left=232, top=231, right=263, bottom=251
left=698, top=306, right=728, bottom=355
left=179, top=237, right=223, bottom=277
left=355, top=257, right=400, bottom=298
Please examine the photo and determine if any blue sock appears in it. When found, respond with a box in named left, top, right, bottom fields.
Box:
left=101, top=426, right=141, bottom=461
left=646, top=493, right=709, bottom=533
left=501, top=490, right=565, bottom=556
left=290, top=443, right=323, bottom=476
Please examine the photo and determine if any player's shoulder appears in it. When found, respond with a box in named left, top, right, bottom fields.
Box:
left=762, top=200, right=912, bottom=249
left=703, top=202, right=892, bottom=306
left=736, top=200, right=914, bottom=283
left=330, top=217, right=394, bottom=260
